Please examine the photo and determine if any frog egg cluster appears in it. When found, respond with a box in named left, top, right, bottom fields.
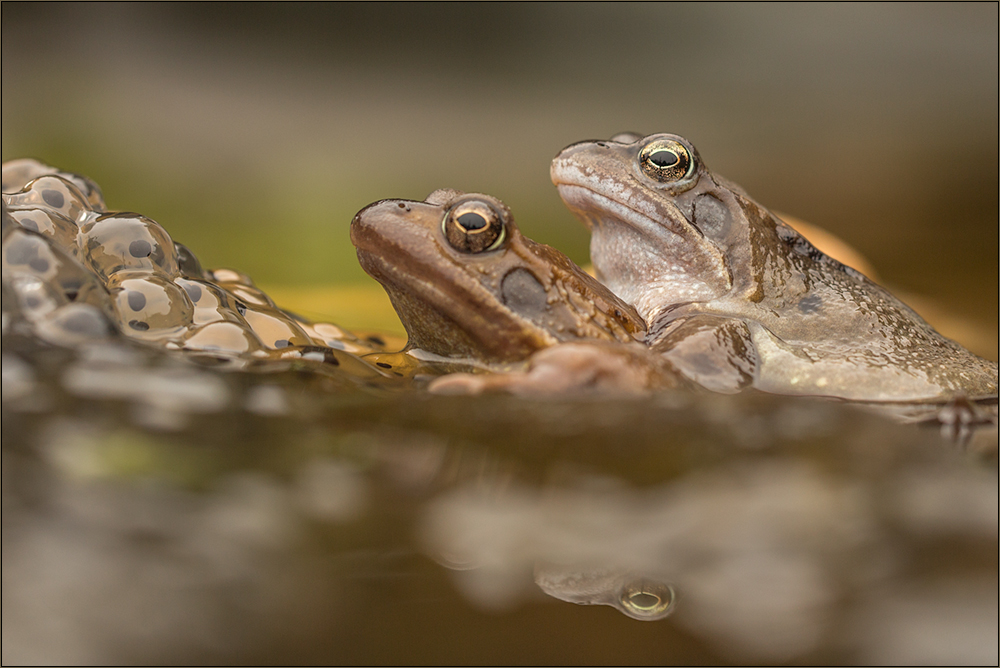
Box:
left=2, top=158, right=381, bottom=359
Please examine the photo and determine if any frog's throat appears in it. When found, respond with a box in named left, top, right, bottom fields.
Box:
left=354, top=247, right=557, bottom=357
left=554, top=183, right=687, bottom=246
left=555, top=182, right=731, bottom=313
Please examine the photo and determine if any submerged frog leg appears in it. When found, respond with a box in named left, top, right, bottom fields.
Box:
left=649, top=315, right=757, bottom=394
left=428, top=342, right=686, bottom=396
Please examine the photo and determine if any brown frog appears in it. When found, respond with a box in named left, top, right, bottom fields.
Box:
left=551, top=133, right=998, bottom=407
left=350, top=189, right=683, bottom=393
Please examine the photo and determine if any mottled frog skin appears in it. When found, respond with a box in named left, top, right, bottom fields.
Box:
left=351, top=189, right=646, bottom=363
left=552, top=133, right=998, bottom=403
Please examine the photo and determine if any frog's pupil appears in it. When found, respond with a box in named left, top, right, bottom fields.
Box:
left=444, top=202, right=505, bottom=253
left=626, top=592, right=661, bottom=610
left=649, top=149, right=679, bottom=168
left=457, top=212, right=487, bottom=231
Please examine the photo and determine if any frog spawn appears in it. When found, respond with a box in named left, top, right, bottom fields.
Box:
left=2, top=159, right=384, bottom=361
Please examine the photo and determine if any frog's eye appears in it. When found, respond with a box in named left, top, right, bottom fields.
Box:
left=443, top=200, right=507, bottom=253
left=639, top=139, right=694, bottom=183
left=618, top=579, right=676, bottom=620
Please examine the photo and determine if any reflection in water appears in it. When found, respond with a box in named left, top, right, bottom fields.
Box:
left=534, top=566, right=676, bottom=621
left=418, top=460, right=858, bottom=660
left=4, top=333, right=998, bottom=664
left=417, top=448, right=997, bottom=662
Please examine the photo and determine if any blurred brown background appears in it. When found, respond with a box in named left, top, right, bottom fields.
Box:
left=3, top=2, right=997, bottom=356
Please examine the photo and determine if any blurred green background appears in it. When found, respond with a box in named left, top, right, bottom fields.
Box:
left=2, top=3, right=997, bottom=355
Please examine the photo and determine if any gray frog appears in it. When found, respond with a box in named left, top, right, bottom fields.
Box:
left=552, top=132, right=998, bottom=408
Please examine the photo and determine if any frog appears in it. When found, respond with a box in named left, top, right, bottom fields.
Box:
left=551, top=132, right=998, bottom=406
left=350, top=189, right=685, bottom=393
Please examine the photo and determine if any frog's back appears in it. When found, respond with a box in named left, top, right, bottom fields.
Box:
left=745, top=295, right=998, bottom=403
left=720, top=221, right=998, bottom=402
left=653, top=198, right=998, bottom=403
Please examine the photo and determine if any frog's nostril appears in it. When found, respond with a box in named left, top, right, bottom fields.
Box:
left=596, top=142, right=607, bottom=148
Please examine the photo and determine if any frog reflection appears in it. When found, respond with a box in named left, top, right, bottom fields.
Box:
left=533, top=563, right=677, bottom=621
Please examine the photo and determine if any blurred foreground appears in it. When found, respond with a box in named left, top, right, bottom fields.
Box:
left=3, top=317, right=997, bottom=664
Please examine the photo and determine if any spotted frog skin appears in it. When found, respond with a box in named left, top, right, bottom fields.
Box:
left=552, top=133, right=998, bottom=403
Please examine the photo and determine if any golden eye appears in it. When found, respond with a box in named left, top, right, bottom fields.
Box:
left=618, top=579, right=676, bottom=620
left=442, top=199, right=507, bottom=253
left=639, top=139, right=693, bottom=183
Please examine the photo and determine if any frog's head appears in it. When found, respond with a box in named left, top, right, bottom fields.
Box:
left=350, top=190, right=644, bottom=363
left=551, top=133, right=741, bottom=321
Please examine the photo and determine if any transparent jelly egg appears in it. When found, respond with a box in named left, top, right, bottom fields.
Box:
left=70, top=277, right=117, bottom=321
left=34, top=302, right=116, bottom=347
left=315, top=347, right=399, bottom=380
left=3, top=227, right=64, bottom=283
left=176, top=277, right=248, bottom=326
left=210, top=268, right=255, bottom=286
left=59, top=172, right=105, bottom=211
left=107, top=272, right=194, bottom=341
left=2, top=158, right=48, bottom=193
left=2, top=159, right=106, bottom=210
left=301, top=321, right=384, bottom=354
left=2, top=207, right=17, bottom=237
left=3, top=226, right=116, bottom=318
left=241, top=305, right=313, bottom=350
left=80, top=213, right=179, bottom=280
left=5, top=274, right=67, bottom=321
left=1, top=278, right=25, bottom=324
left=183, top=320, right=264, bottom=356
left=4, top=175, right=94, bottom=225
left=3, top=161, right=398, bottom=376
left=7, top=208, right=82, bottom=259
left=222, top=282, right=277, bottom=309
left=212, top=270, right=276, bottom=309
left=174, top=241, right=208, bottom=280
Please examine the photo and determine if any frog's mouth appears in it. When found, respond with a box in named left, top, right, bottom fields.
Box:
left=356, top=248, right=556, bottom=362
left=352, top=220, right=557, bottom=361
left=550, top=139, right=700, bottom=240
left=352, top=229, right=483, bottom=323
left=552, top=182, right=692, bottom=251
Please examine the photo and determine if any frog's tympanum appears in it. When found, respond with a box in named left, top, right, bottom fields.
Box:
left=552, top=133, right=998, bottom=404
left=351, top=190, right=646, bottom=359
left=351, top=190, right=686, bottom=392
